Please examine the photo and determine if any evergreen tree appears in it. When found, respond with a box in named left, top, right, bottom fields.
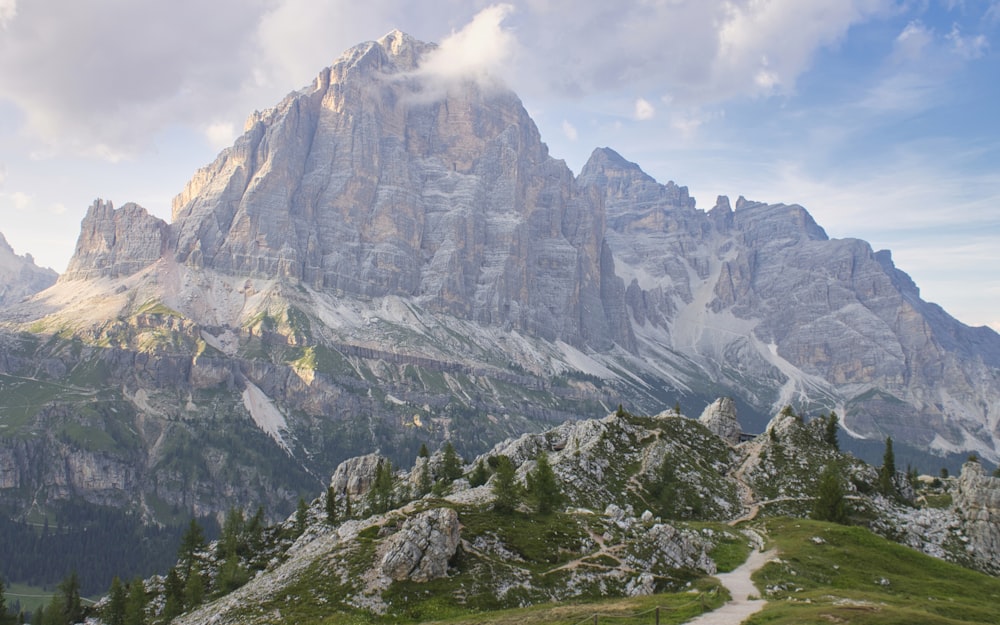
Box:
left=178, top=518, right=206, bottom=577
left=440, top=441, right=463, bottom=482
left=57, top=572, right=82, bottom=625
left=416, top=458, right=433, bottom=496
left=811, top=464, right=849, bottom=524
left=528, top=452, right=563, bottom=515
left=218, top=507, right=245, bottom=559
left=369, top=458, right=394, bottom=514
left=418, top=443, right=430, bottom=458
left=216, top=552, right=249, bottom=594
left=343, top=492, right=352, bottom=518
left=468, top=458, right=490, bottom=488
left=123, top=579, right=146, bottom=625
left=325, top=487, right=339, bottom=524
left=295, top=497, right=309, bottom=537
left=879, top=437, right=896, bottom=496
left=491, top=455, right=520, bottom=514
left=824, top=411, right=840, bottom=450
left=649, top=457, right=681, bottom=519
left=183, top=563, right=205, bottom=608
left=105, top=577, right=126, bottom=625
left=162, top=568, right=184, bottom=620
left=0, top=578, right=16, bottom=625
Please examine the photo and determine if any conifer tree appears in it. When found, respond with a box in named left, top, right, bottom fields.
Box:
left=369, top=458, right=394, bottom=513
left=811, top=464, right=849, bottom=524
left=162, top=568, right=184, bottom=620
left=178, top=518, right=206, bottom=578
left=491, top=455, right=520, bottom=514
left=325, top=486, right=339, bottom=524
left=57, top=572, right=82, bottom=625
left=879, top=437, right=896, bottom=496
left=0, top=577, right=9, bottom=625
left=105, top=577, right=126, bottom=625
left=417, top=458, right=433, bottom=496
left=468, top=458, right=490, bottom=488
left=123, top=579, right=146, bottom=625
left=440, top=441, right=463, bottom=482
left=295, top=497, right=309, bottom=537
left=824, top=411, right=840, bottom=450
left=528, top=452, right=563, bottom=515
left=418, top=443, right=430, bottom=458
left=184, top=563, right=205, bottom=608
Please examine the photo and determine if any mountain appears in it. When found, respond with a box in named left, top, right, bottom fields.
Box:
left=1, top=30, right=999, bottom=534
left=90, top=404, right=1000, bottom=625
left=0, top=231, right=57, bottom=307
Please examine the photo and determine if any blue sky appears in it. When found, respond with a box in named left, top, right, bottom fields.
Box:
left=1, top=0, right=998, bottom=330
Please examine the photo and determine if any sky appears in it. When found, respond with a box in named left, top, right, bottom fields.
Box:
left=0, top=0, right=998, bottom=330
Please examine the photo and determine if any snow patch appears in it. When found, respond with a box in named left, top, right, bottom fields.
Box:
left=242, top=381, right=291, bottom=454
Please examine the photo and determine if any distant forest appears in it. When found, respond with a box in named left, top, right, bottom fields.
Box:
left=0, top=500, right=218, bottom=597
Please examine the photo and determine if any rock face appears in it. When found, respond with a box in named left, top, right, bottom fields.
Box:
left=954, top=461, right=1000, bottom=574
left=330, top=453, right=386, bottom=498
left=698, top=397, right=741, bottom=445
left=379, top=507, right=460, bottom=581
left=0, top=231, right=57, bottom=307
left=2, top=28, right=1000, bottom=533
left=61, top=200, right=169, bottom=281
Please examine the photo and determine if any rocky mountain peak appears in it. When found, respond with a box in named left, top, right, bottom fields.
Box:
left=0, top=230, right=58, bottom=307
left=61, top=199, right=168, bottom=281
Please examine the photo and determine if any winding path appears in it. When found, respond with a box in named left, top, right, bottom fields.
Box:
left=684, top=549, right=776, bottom=625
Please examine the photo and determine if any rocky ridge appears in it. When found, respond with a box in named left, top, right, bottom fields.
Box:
left=1, top=30, right=999, bottom=529
left=108, top=402, right=999, bottom=625
left=0, top=230, right=57, bottom=307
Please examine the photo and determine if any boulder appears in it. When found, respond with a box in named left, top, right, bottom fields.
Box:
left=379, top=507, right=460, bottom=582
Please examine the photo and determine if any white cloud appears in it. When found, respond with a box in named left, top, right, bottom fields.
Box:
left=205, top=122, right=237, bottom=151
left=0, top=0, right=15, bottom=28
left=893, top=20, right=934, bottom=62
left=634, top=98, right=655, bottom=120
left=947, top=24, right=989, bottom=59
left=411, top=4, right=518, bottom=97
left=561, top=120, right=578, bottom=141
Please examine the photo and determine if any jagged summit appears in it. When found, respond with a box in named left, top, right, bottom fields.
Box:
left=1, top=31, right=999, bottom=531
left=0, top=230, right=58, bottom=307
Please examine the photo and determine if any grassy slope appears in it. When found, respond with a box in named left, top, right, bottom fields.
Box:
left=747, top=517, right=1000, bottom=625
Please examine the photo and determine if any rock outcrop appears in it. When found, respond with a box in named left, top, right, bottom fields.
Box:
left=330, top=453, right=386, bottom=498
left=61, top=199, right=168, bottom=280
left=954, top=461, right=1000, bottom=574
left=698, top=397, right=741, bottom=445
left=379, top=507, right=460, bottom=581
left=0, top=231, right=57, bottom=307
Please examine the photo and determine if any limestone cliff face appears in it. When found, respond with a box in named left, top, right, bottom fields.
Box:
left=166, top=31, right=625, bottom=350
left=581, top=147, right=1000, bottom=454
left=61, top=199, right=168, bottom=281
left=954, top=461, right=1000, bottom=574
left=0, top=231, right=57, bottom=307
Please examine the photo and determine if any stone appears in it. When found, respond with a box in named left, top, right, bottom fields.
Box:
left=379, top=507, right=460, bottom=582
left=698, top=397, right=741, bottom=445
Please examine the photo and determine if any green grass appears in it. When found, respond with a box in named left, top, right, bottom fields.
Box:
left=746, top=517, right=1000, bottom=624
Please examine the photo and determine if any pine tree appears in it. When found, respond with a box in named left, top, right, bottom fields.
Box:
left=216, top=552, right=250, bottom=594
left=811, top=464, right=849, bottom=524
left=0, top=578, right=15, bottom=625
left=528, top=452, right=563, bottom=515
left=491, top=455, right=520, bottom=514
left=184, top=563, right=205, bottom=608
left=162, top=568, right=184, bottom=620
left=57, top=572, right=82, bottom=625
left=418, top=443, right=430, bottom=458
left=325, top=486, right=339, bottom=524
left=178, top=518, right=206, bottom=577
left=879, top=436, right=896, bottom=496
left=218, top=507, right=245, bottom=559
left=295, top=497, right=309, bottom=537
left=105, top=577, right=126, bottom=625
left=440, top=441, right=463, bottom=482
left=123, top=579, right=146, bottom=625
left=369, top=458, right=394, bottom=514
left=649, top=457, right=681, bottom=519
left=824, top=411, right=840, bottom=450
left=468, top=458, right=490, bottom=488
left=417, top=458, right=433, bottom=496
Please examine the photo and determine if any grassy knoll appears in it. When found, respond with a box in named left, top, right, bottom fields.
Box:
left=746, top=517, right=1000, bottom=624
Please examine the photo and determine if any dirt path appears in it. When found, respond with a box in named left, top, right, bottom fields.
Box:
left=684, top=548, right=776, bottom=625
